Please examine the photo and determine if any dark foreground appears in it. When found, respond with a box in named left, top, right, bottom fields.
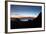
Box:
left=11, top=12, right=42, bottom=29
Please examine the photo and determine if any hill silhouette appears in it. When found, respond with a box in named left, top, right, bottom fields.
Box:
left=11, top=12, right=42, bottom=29
left=31, top=12, right=42, bottom=28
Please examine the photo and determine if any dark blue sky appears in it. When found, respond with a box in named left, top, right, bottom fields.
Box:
left=10, top=5, right=42, bottom=17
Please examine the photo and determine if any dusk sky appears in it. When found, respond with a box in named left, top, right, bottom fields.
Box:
left=10, top=5, right=42, bottom=17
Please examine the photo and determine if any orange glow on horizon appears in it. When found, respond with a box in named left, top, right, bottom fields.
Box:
left=10, top=16, right=36, bottom=19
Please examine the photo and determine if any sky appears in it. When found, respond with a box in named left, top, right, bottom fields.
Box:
left=10, top=5, right=42, bottom=18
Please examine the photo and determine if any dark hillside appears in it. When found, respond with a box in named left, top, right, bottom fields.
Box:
left=11, top=12, right=42, bottom=29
